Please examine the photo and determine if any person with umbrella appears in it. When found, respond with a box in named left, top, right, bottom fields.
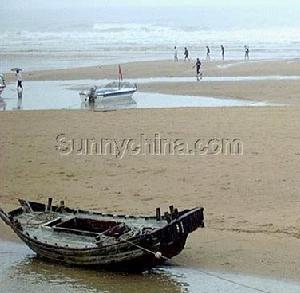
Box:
left=11, top=68, right=23, bottom=98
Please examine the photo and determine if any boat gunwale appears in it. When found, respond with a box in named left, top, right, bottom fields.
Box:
left=0, top=201, right=204, bottom=254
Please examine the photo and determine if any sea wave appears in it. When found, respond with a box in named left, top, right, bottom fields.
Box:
left=92, top=23, right=174, bottom=33
left=0, top=24, right=300, bottom=69
left=2, top=25, right=300, bottom=45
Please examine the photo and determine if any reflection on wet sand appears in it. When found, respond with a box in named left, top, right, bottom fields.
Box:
left=2, top=240, right=300, bottom=292
left=17, top=96, right=23, bottom=110
left=0, top=97, right=6, bottom=111
left=81, top=97, right=137, bottom=112
left=1, top=242, right=183, bottom=293
left=0, top=90, right=23, bottom=111
left=13, top=259, right=183, bottom=293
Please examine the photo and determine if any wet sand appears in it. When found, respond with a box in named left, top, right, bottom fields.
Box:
left=5, top=59, right=300, bottom=81
left=2, top=241, right=299, bottom=293
left=1, top=107, right=300, bottom=282
left=139, top=79, right=300, bottom=105
left=4, top=59, right=300, bottom=105
left=0, top=241, right=182, bottom=293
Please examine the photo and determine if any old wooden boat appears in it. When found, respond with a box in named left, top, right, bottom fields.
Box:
left=0, top=199, right=204, bottom=272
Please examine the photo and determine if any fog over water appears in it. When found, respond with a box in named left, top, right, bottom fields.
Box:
left=1, top=1, right=300, bottom=70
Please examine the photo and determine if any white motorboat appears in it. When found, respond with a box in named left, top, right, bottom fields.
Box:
left=0, top=74, right=6, bottom=96
left=80, top=81, right=137, bottom=104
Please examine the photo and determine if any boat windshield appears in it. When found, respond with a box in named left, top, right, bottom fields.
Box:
left=104, top=81, right=136, bottom=89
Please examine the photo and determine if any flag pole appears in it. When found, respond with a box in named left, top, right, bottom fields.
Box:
left=118, top=64, right=123, bottom=89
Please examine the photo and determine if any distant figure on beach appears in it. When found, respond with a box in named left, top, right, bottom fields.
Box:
left=15, top=69, right=23, bottom=90
left=221, top=45, right=225, bottom=61
left=193, top=58, right=202, bottom=81
left=15, top=69, right=23, bottom=98
left=244, top=45, right=250, bottom=61
left=174, top=46, right=178, bottom=62
left=184, top=47, right=189, bottom=61
left=206, top=46, right=211, bottom=61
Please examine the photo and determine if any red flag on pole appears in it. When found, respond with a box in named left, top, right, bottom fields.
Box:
left=118, top=64, right=123, bottom=81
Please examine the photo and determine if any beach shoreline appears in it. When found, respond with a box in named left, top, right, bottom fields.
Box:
left=3, top=59, right=300, bottom=106
left=5, top=59, right=300, bottom=81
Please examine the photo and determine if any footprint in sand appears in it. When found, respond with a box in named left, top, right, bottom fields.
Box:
left=294, top=218, right=300, bottom=230
left=142, top=197, right=153, bottom=202
left=66, top=173, right=75, bottom=178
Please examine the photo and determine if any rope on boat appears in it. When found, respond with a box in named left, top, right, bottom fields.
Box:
left=120, top=238, right=169, bottom=261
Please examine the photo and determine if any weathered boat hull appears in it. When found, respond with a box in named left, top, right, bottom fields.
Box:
left=0, top=200, right=204, bottom=272
left=16, top=232, right=187, bottom=272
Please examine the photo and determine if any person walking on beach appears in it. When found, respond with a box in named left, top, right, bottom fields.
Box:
left=244, top=45, right=250, bottom=61
left=15, top=69, right=23, bottom=98
left=184, top=47, right=189, bottom=61
left=15, top=69, right=22, bottom=89
left=174, top=46, right=178, bottom=62
left=15, top=69, right=23, bottom=95
left=221, top=45, right=225, bottom=61
left=206, top=46, right=211, bottom=61
left=193, top=58, right=202, bottom=81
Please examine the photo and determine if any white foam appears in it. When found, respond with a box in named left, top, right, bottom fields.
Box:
left=1, top=23, right=300, bottom=71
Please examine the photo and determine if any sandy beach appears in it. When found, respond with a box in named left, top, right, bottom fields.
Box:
left=3, top=2, right=300, bottom=291
left=0, top=0, right=300, bottom=293
left=5, top=59, right=300, bottom=81
left=1, top=73, right=300, bottom=284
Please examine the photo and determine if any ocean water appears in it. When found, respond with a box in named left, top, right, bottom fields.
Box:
left=0, top=3, right=300, bottom=71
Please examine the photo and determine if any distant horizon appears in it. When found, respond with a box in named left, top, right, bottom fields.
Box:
left=2, top=2, right=300, bottom=30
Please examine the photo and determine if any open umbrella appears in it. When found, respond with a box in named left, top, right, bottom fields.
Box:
left=10, top=68, right=23, bottom=72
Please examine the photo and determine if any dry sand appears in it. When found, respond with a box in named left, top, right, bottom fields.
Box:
left=1, top=106, right=300, bottom=281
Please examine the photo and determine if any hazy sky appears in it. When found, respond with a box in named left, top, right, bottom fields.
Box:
left=2, top=0, right=300, bottom=30
left=104, top=0, right=299, bottom=7
left=4, top=0, right=300, bottom=8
